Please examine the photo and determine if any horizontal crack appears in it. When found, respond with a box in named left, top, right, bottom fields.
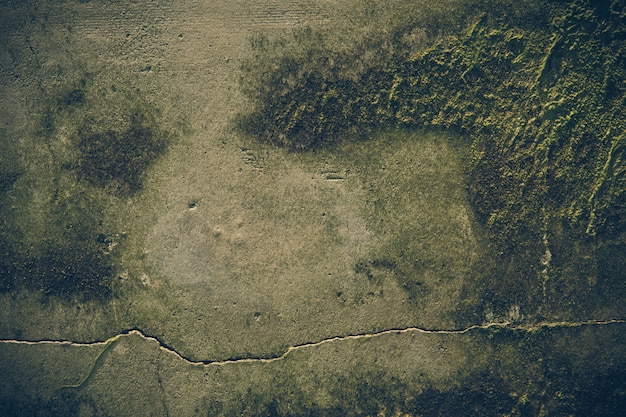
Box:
left=1, top=319, right=625, bottom=369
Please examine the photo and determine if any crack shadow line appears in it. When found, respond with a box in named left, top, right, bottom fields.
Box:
left=1, top=319, right=625, bottom=371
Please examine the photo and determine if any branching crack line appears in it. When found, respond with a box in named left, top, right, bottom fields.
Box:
left=1, top=319, right=625, bottom=370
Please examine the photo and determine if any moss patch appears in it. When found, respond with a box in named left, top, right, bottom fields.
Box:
left=74, top=112, right=167, bottom=195
left=0, top=72, right=171, bottom=299
left=241, top=0, right=626, bottom=319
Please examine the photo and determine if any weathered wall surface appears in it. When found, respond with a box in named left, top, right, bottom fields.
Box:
left=0, top=0, right=624, bottom=415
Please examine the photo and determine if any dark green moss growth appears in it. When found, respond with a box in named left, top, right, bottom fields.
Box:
left=0, top=390, right=89, bottom=417
left=27, top=239, right=114, bottom=298
left=0, top=172, right=20, bottom=194
left=37, top=79, right=170, bottom=196
left=75, top=112, right=167, bottom=195
left=0, top=172, right=21, bottom=292
left=201, top=326, right=626, bottom=416
left=59, top=88, right=85, bottom=107
left=0, top=197, right=118, bottom=300
left=0, top=238, right=18, bottom=292
left=484, top=324, right=626, bottom=417
left=407, top=372, right=519, bottom=417
left=0, top=80, right=168, bottom=299
left=242, top=0, right=626, bottom=316
left=242, top=0, right=625, bottom=238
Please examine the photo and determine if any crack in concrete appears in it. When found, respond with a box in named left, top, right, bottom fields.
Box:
left=0, top=319, right=626, bottom=366
left=1, top=318, right=624, bottom=390
left=1, top=319, right=625, bottom=367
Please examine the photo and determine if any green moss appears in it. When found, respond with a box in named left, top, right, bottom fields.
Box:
left=241, top=0, right=626, bottom=317
left=75, top=112, right=167, bottom=195
left=1, top=73, right=170, bottom=299
left=242, top=0, right=624, bottom=236
left=28, top=242, right=114, bottom=298
left=0, top=189, right=118, bottom=300
left=195, top=325, right=626, bottom=416
left=0, top=172, right=20, bottom=195
left=0, top=390, right=86, bottom=417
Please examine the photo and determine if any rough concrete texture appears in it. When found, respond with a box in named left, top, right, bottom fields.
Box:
left=0, top=0, right=625, bottom=416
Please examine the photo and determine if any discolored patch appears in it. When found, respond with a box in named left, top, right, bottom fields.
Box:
left=75, top=113, right=167, bottom=195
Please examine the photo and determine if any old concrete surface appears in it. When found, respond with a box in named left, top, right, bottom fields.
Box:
left=0, top=0, right=625, bottom=415
left=0, top=0, right=484, bottom=353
